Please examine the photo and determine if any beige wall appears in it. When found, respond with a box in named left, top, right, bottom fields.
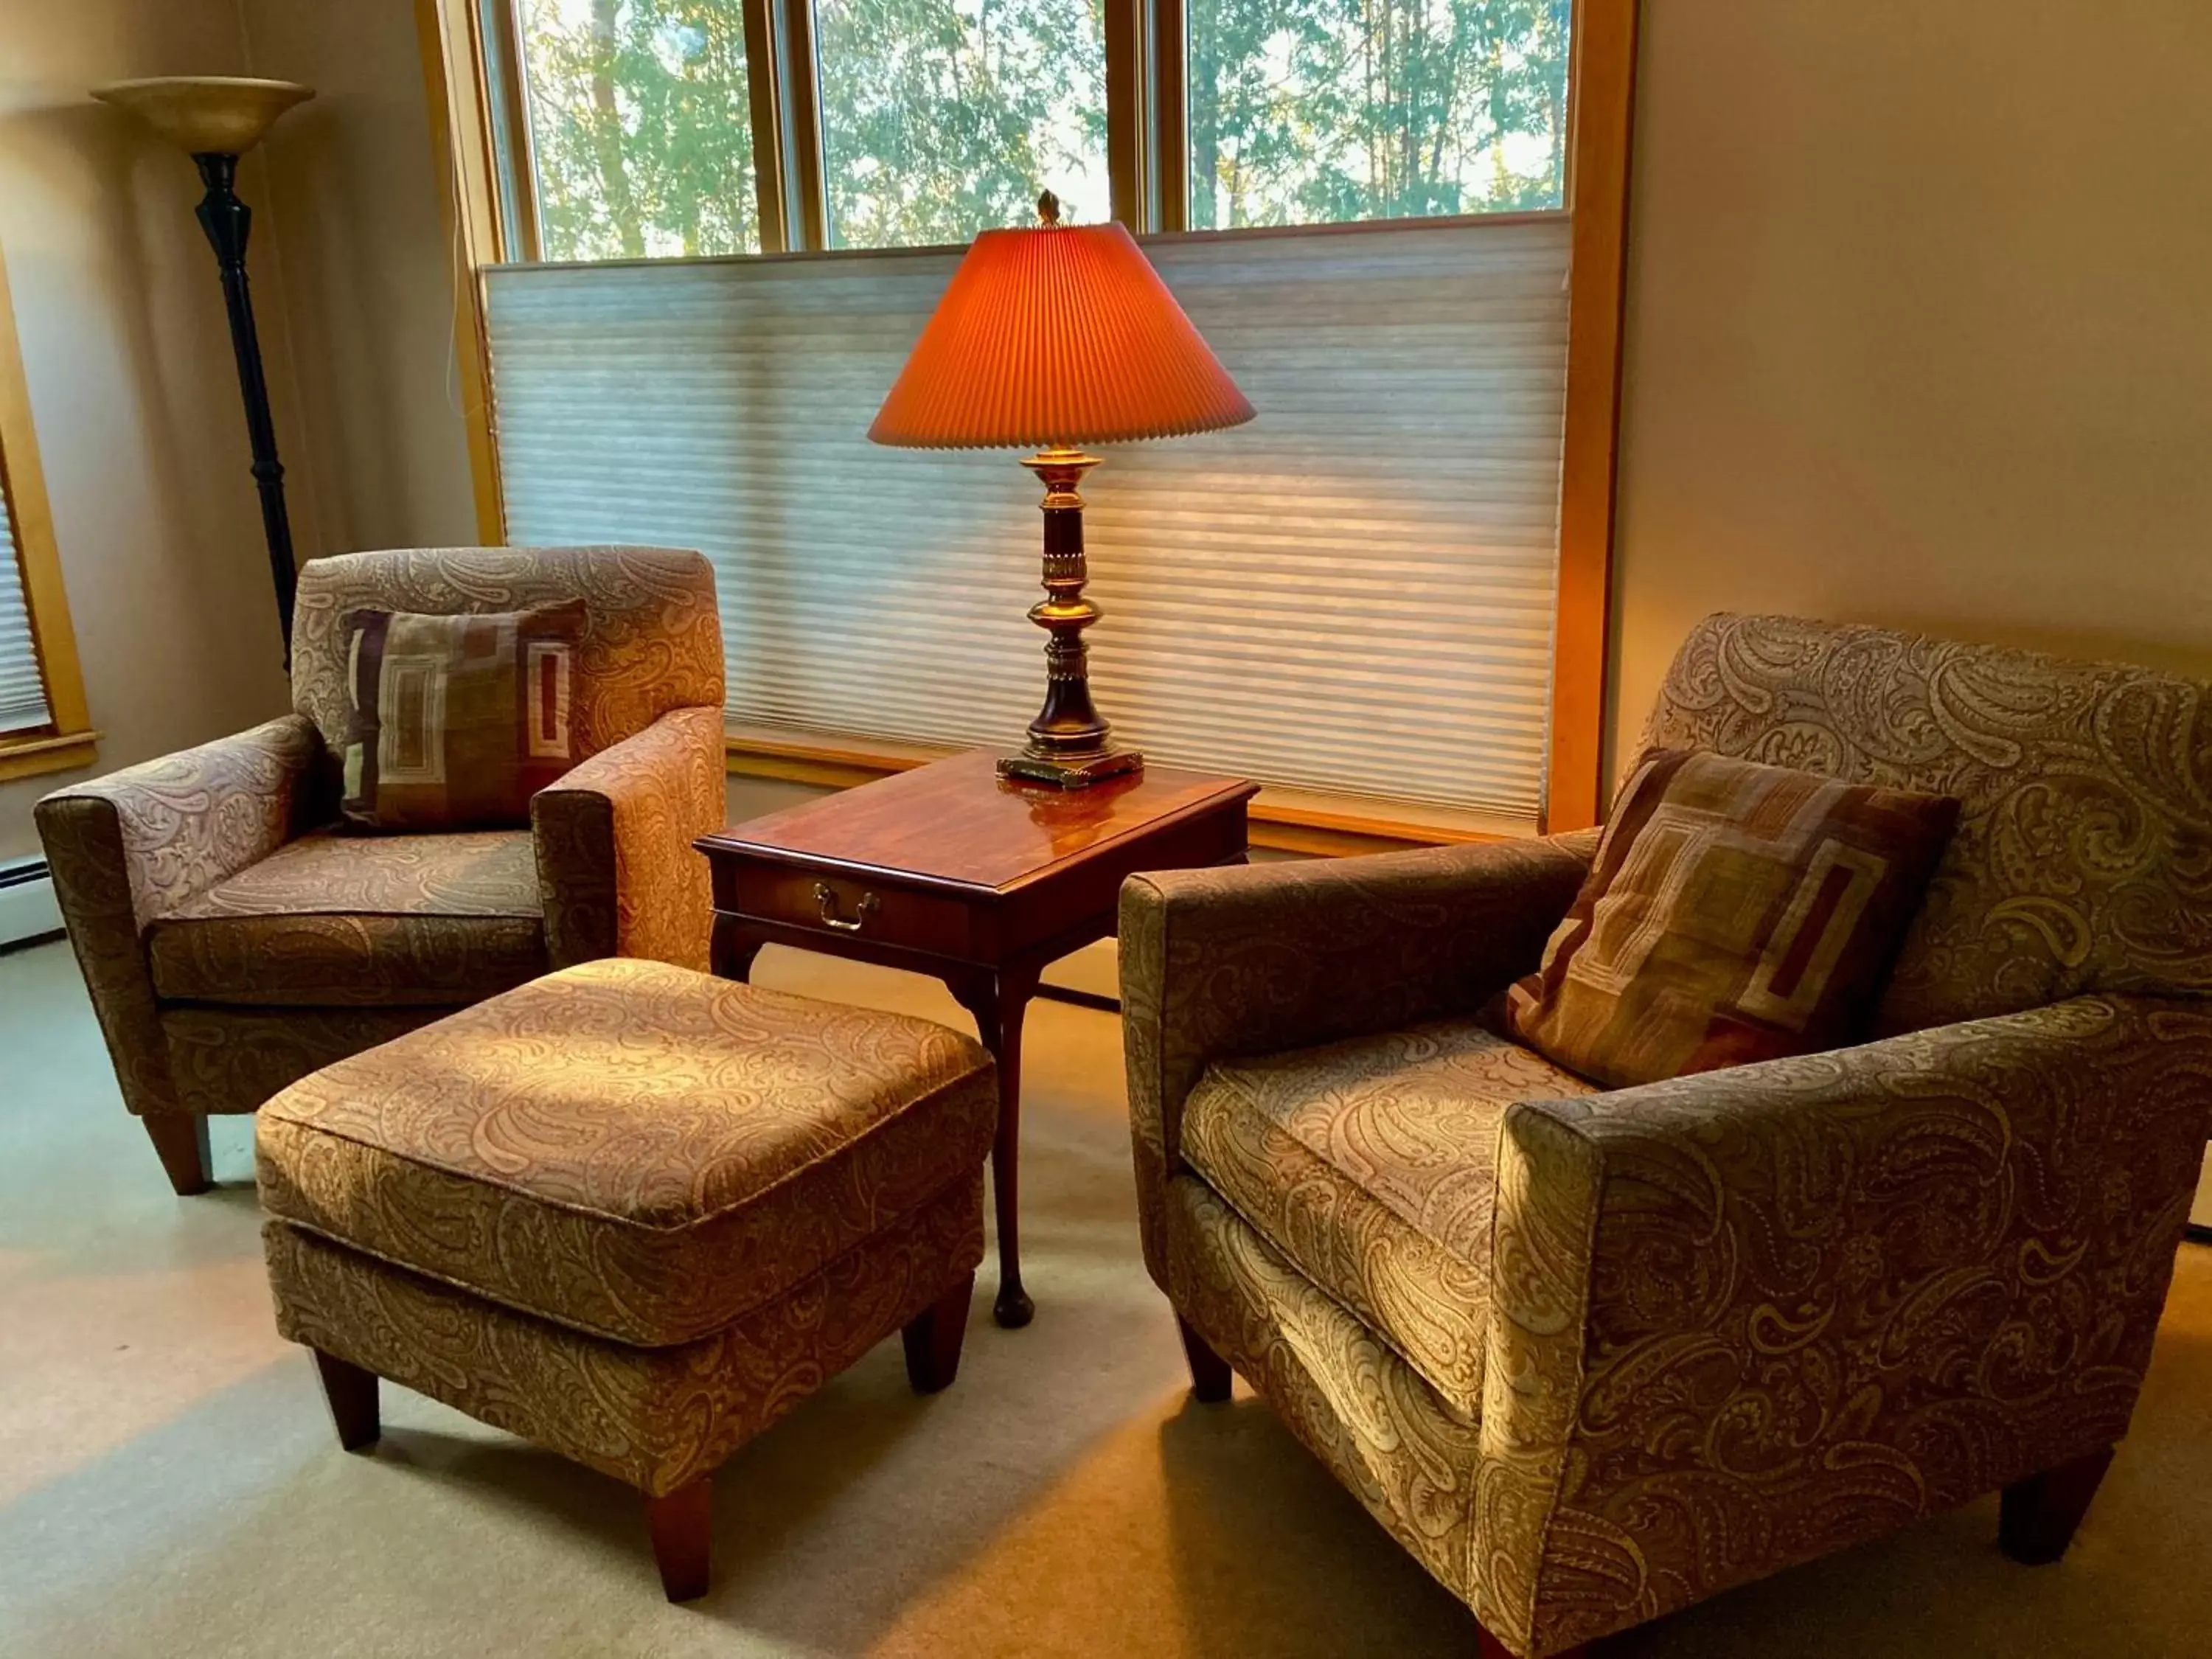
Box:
left=0, top=1, right=303, bottom=859
left=238, top=0, right=479, bottom=559
left=1610, top=2, right=2212, bottom=772
left=0, top=0, right=479, bottom=863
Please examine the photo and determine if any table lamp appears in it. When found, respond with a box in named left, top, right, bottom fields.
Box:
left=870, top=193, right=1253, bottom=787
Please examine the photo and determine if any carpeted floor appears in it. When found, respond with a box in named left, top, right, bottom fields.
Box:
left=3, top=934, right=2208, bottom=1658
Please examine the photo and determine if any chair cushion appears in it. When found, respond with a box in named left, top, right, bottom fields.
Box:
left=1180, top=1017, right=1595, bottom=1417
left=147, top=828, right=548, bottom=1006
left=339, top=601, right=587, bottom=832
left=255, top=958, right=998, bottom=1347
left=1502, top=748, right=1959, bottom=1089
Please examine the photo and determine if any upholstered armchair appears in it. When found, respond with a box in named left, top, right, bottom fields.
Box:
left=37, top=545, right=726, bottom=1196
left=1121, top=613, right=2212, bottom=1658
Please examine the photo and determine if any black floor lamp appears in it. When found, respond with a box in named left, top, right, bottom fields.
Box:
left=92, top=76, right=314, bottom=664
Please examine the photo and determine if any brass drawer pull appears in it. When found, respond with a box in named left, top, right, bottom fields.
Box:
left=813, top=882, right=879, bottom=933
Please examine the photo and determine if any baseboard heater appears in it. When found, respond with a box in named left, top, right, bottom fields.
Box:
left=0, top=857, right=63, bottom=951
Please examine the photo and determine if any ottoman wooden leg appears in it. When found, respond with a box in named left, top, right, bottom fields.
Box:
left=311, top=1349, right=380, bottom=1450
left=644, top=1475, right=714, bottom=1602
left=902, top=1272, right=976, bottom=1394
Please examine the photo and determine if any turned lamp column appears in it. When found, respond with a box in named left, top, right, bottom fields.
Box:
left=1006, top=445, right=1133, bottom=785
left=189, top=153, right=296, bottom=654
left=869, top=192, right=1253, bottom=787
left=92, top=77, right=313, bottom=664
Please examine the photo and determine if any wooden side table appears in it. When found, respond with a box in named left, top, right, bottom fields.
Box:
left=696, top=751, right=1257, bottom=1327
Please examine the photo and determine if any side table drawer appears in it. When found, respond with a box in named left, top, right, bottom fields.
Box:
left=723, top=863, right=975, bottom=959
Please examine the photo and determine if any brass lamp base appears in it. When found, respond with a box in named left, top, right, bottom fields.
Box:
left=999, top=446, right=1144, bottom=790
left=997, top=745, right=1145, bottom=789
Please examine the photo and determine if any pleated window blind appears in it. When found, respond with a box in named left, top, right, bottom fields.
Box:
left=484, top=217, right=1570, bottom=828
left=0, top=482, right=51, bottom=737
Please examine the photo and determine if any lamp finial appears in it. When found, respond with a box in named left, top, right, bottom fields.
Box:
left=1036, top=189, right=1061, bottom=226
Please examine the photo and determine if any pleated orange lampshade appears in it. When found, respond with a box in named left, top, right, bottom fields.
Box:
left=869, top=220, right=1253, bottom=450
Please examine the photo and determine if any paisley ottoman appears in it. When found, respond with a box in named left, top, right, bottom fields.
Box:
left=255, top=957, right=997, bottom=1601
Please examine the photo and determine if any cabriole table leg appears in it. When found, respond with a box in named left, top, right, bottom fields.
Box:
left=950, top=966, right=1041, bottom=1328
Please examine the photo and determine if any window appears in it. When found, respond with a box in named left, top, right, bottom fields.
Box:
left=425, top=0, right=1636, bottom=840
left=514, top=0, right=762, bottom=259
left=482, top=0, right=1565, bottom=252
left=0, top=492, right=50, bottom=736
left=486, top=217, right=1568, bottom=827
left=1186, top=0, right=1571, bottom=229
left=0, top=239, right=94, bottom=783
left=816, top=0, right=1108, bottom=248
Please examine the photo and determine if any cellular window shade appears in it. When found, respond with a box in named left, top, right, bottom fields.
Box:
left=0, top=482, right=51, bottom=736
left=484, top=217, right=1570, bottom=826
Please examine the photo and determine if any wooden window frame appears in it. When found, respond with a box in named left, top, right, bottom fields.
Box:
left=0, top=237, right=97, bottom=784
left=1547, top=0, right=1638, bottom=835
left=416, top=0, right=1638, bottom=847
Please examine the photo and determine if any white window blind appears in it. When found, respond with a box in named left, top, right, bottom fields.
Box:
left=0, top=481, right=51, bottom=737
left=484, top=218, right=1569, bottom=828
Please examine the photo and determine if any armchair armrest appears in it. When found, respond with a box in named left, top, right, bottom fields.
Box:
left=532, top=705, right=724, bottom=970
left=1475, top=994, right=2212, bottom=1656
left=33, top=714, right=324, bottom=1117
left=1119, top=830, right=1596, bottom=1284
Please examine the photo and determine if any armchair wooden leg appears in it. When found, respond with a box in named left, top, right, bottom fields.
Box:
left=2000, top=1447, right=2115, bottom=1565
left=142, top=1113, right=212, bottom=1195
left=644, top=1475, right=713, bottom=1601
left=901, top=1271, right=976, bottom=1394
left=1178, top=1315, right=1234, bottom=1404
left=310, top=1349, right=380, bottom=1451
left=1476, top=1622, right=1585, bottom=1658
left=1478, top=1628, right=1584, bottom=1659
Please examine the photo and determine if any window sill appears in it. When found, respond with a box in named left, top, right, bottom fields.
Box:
left=0, top=729, right=100, bottom=784
left=724, top=725, right=1519, bottom=857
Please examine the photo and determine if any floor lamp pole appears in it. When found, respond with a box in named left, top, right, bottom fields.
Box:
left=192, top=152, right=296, bottom=663
left=88, top=76, right=315, bottom=669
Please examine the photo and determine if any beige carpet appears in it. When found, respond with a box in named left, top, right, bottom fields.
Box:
left=2, top=936, right=2208, bottom=1658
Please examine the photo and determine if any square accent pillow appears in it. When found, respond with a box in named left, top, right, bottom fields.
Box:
left=339, top=602, right=587, bottom=832
left=1500, top=748, right=1960, bottom=1089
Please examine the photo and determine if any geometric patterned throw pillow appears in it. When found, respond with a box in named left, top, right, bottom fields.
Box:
left=339, top=602, right=588, bottom=832
left=1500, top=748, right=1960, bottom=1090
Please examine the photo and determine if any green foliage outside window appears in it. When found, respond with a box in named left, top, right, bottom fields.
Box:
left=521, top=0, right=760, bottom=258
left=815, top=0, right=1108, bottom=248
left=1189, top=0, right=1571, bottom=226
left=517, top=0, right=1569, bottom=259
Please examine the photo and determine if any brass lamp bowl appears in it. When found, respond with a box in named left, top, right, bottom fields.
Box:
left=91, top=77, right=314, bottom=155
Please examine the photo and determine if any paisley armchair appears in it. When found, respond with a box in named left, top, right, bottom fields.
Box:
left=1121, top=613, right=2212, bottom=1657
left=36, top=545, right=726, bottom=1195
